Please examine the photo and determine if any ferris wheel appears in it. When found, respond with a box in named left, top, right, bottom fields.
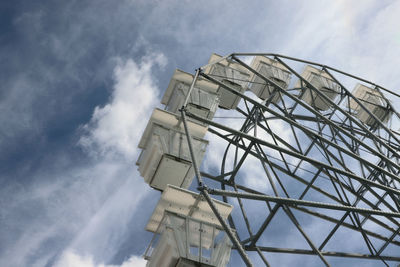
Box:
left=137, top=53, right=400, bottom=266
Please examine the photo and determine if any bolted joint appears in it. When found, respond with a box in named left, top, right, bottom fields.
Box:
left=197, top=183, right=208, bottom=192
left=179, top=106, right=186, bottom=113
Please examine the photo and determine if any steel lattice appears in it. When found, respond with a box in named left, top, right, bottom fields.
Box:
left=181, top=53, right=400, bottom=266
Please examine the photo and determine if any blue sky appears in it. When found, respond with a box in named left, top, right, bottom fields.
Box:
left=1, top=0, right=400, bottom=266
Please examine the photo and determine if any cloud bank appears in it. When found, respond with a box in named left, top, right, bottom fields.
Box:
left=0, top=53, right=165, bottom=267
left=79, top=53, right=166, bottom=159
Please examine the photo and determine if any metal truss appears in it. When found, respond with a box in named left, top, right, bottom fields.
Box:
left=181, top=53, right=400, bottom=266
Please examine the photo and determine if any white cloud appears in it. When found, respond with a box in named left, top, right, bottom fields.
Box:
left=275, top=0, right=400, bottom=96
left=0, top=158, right=153, bottom=267
left=55, top=250, right=146, bottom=267
left=0, top=54, right=165, bottom=267
left=79, top=53, right=167, bottom=159
left=61, top=54, right=166, bottom=263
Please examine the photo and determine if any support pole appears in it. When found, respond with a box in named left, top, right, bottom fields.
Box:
left=180, top=88, right=253, bottom=266
left=180, top=109, right=204, bottom=186
left=208, top=188, right=400, bottom=218
left=201, top=187, right=254, bottom=267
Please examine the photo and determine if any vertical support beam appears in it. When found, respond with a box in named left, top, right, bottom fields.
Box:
left=181, top=85, right=253, bottom=266
left=183, top=68, right=200, bottom=107
left=201, top=188, right=254, bottom=267
left=180, top=109, right=204, bottom=186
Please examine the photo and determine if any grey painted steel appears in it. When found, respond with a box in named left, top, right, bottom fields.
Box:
left=202, top=72, right=399, bottom=184
left=175, top=53, right=400, bottom=266
left=232, top=52, right=400, bottom=99
left=201, top=188, right=254, bottom=267
left=183, top=68, right=201, bottom=107
left=246, top=246, right=400, bottom=261
left=206, top=188, right=400, bottom=218
left=202, top=170, right=400, bottom=247
left=233, top=55, right=400, bottom=160
left=204, top=127, right=400, bottom=228
left=187, top=110, right=400, bottom=196
left=201, top=114, right=400, bottom=255
left=180, top=106, right=253, bottom=266
left=180, top=109, right=204, bottom=186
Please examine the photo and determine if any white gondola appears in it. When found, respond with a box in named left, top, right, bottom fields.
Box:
left=249, top=56, right=291, bottom=103
left=161, top=69, right=220, bottom=121
left=203, top=54, right=250, bottom=110
left=296, top=65, right=341, bottom=111
left=137, top=108, right=208, bottom=191
left=145, top=185, right=233, bottom=267
left=349, top=84, right=392, bottom=127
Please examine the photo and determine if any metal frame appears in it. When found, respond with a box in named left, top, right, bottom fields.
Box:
left=144, top=210, right=233, bottom=265
left=179, top=53, right=400, bottom=266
